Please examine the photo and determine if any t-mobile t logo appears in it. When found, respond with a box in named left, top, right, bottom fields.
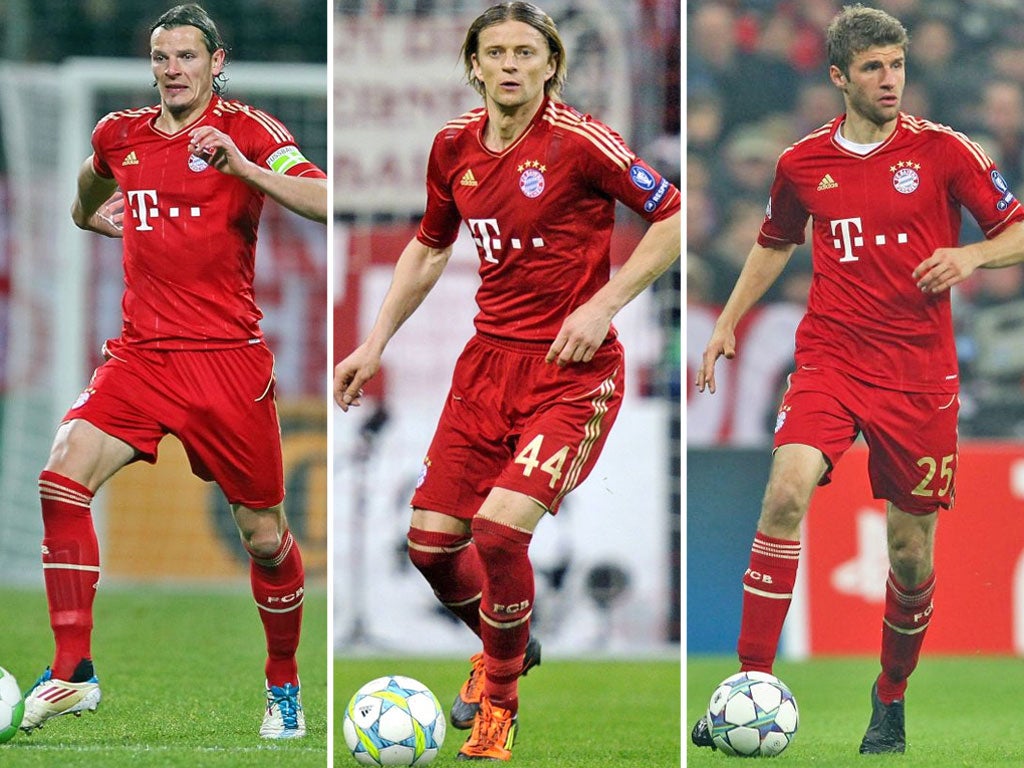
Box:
left=126, top=189, right=201, bottom=231
left=830, top=216, right=909, bottom=263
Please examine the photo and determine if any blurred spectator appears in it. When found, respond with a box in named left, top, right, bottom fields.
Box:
left=688, top=2, right=800, bottom=134
left=975, top=80, right=1024, bottom=192
left=11, top=0, right=326, bottom=63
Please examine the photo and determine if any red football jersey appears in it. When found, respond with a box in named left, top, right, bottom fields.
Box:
left=417, top=98, right=680, bottom=342
left=91, top=95, right=326, bottom=350
left=760, top=113, right=1024, bottom=393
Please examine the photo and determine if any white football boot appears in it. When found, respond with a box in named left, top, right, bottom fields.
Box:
left=21, top=668, right=101, bottom=732
left=260, top=681, right=306, bottom=739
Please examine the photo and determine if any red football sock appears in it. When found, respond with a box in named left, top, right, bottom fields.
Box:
left=472, top=516, right=534, bottom=714
left=737, top=532, right=801, bottom=673
left=407, top=527, right=483, bottom=636
left=39, top=470, right=99, bottom=681
left=248, top=530, right=304, bottom=688
left=877, top=570, right=935, bottom=704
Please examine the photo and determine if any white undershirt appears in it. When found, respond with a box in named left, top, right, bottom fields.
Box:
left=834, top=122, right=884, bottom=155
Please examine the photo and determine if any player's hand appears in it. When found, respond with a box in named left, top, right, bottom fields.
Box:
left=187, top=126, right=252, bottom=179
left=89, top=192, right=125, bottom=238
left=696, top=328, right=737, bottom=394
left=334, top=344, right=381, bottom=412
left=546, top=304, right=612, bottom=367
left=913, top=246, right=978, bottom=294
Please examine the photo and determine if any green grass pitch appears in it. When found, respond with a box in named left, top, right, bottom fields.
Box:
left=0, top=586, right=327, bottom=768
left=335, top=655, right=681, bottom=767
left=687, top=655, right=1024, bottom=766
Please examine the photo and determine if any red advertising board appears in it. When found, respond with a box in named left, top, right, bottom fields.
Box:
left=805, top=442, right=1024, bottom=655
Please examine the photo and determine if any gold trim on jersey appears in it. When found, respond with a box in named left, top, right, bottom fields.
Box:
left=541, top=101, right=634, bottom=170
left=216, top=98, right=292, bottom=143
left=901, top=114, right=993, bottom=170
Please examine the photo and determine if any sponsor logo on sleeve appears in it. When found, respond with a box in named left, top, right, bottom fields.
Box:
left=643, top=178, right=671, bottom=213
left=991, top=169, right=1017, bottom=211
left=629, top=163, right=657, bottom=191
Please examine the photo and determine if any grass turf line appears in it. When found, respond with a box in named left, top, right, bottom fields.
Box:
left=0, top=586, right=327, bottom=768
left=687, top=655, right=1024, bottom=766
left=335, top=656, right=681, bottom=767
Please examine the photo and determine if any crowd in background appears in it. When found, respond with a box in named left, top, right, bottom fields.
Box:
left=2, top=0, right=326, bottom=64
left=688, top=0, right=1024, bottom=438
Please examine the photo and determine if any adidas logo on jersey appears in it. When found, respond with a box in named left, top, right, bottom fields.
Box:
left=122, top=151, right=139, bottom=166
left=817, top=173, right=838, bottom=191
left=460, top=169, right=478, bottom=187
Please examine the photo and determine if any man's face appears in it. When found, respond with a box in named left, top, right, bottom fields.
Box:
left=831, top=45, right=905, bottom=128
left=150, top=24, right=224, bottom=118
left=471, top=20, right=555, bottom=112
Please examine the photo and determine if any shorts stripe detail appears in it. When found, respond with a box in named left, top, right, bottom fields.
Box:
left=551, top=376, right=617, bottom=507
left=742, top=584, right=793, bottom=600
left=479, top=609, right=532, bottom=630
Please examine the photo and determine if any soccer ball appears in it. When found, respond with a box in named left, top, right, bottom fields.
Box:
left=707, top=671, right=798, bottom=757
left=0, top=667, right=24, bottom=744
left=343, top=675, right=446, bottom=766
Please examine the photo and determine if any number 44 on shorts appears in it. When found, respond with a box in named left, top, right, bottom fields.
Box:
left=514, top=435, right=570, bottom=489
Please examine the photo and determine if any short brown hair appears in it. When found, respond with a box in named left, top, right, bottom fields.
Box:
left=150, top=4, right=229, bottom=94
left=461, top=2, right=567, bottom=100
left=826, top=4, right=909, bottom=77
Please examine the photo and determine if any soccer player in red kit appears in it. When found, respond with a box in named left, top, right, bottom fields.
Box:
left=691, top=4, right=1024, bottom=755
left=335, top=2, right=680, bottom=761
left=21, top=4, right=326, bottom=739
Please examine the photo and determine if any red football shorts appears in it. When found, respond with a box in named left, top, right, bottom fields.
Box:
left=411, top=334, right=626, bottom=518
left=63, top=342, right=284, bottom=509
left=773, top=365, right=958, bottom=514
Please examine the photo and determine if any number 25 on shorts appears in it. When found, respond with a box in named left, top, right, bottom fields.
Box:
left=911, top=453, right=955, bottom=497
left=514, top=434, right=570, bottom=490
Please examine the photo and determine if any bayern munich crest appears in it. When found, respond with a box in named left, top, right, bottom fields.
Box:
left=188, top=153, right=210, bottom=173
left=891, top=161, right=920, bottom=194
left=517, top=160, right=546, bottom=198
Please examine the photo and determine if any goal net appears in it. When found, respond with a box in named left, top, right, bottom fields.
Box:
left=0, top=59, right=328, bottom=586
left=333, top=0, right=681, bottom=655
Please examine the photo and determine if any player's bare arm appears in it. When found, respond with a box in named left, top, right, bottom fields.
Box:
left=914, top=222, right=1024, bottom=293
left=334, top=238, right=453, bottom=411
left=697, top=241, right=796, bottom=394
left=546, top=211, right=680, bottom=367
left=71, top=156, right=123, bottom=238
left=187, top=126, right=328, bottom=224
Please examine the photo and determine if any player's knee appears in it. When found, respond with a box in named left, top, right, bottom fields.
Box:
left=233, top=504, right=284, bottom=558
left=470, top=516, right=529, bottom=561
left=759, top=478, right=810, bottom=533
left=888, top=536, right=932, bottom=585
left=406, top=527, right=465, bottom=575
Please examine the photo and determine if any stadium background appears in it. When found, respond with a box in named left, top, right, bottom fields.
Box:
left=332, top=0, right=682, bottom=657
left=0, top=2, right=328, bottom=594
left=688, top=0, right=1024, bottom=660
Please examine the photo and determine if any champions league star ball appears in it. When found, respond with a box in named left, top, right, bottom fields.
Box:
left=0, top=666, right=24, bottom=744
left=707, top=671, right=799, bottom=757
left=343, top=675, right=446, bottom=766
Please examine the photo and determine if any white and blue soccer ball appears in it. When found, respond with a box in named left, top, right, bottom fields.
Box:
left=0, top=666, right=24, bottom=744
left=343, top=675, right=446, bottom=766
left=707, top=671, right=798, bottom=757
